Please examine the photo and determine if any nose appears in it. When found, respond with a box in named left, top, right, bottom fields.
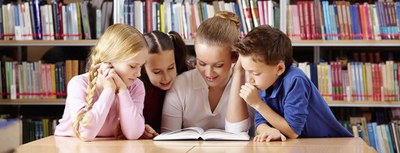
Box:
left=161, top=72, right=171, bottom=82
left=135, top=69, right=141, bottom=77
left=205, top=66, right=214, bottom=76
left=247, top=73, right=255, bottom=84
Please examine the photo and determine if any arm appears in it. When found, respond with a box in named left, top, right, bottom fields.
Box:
left=240, top=83, right=298, bottom=139
left=226, top=59, right=251, bottom=133
left=118, top=79, right=146, bottom=140
left=252, top=99, right=299, bottom=139
left=161, top=86, right=183, bottom=133
left=66, top=76, right=116, bottom=141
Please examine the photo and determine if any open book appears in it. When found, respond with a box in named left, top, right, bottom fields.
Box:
left=153, top=127, right=250, bottom=141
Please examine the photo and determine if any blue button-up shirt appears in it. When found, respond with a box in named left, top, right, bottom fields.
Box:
left=255, top=66, right=353, bottom=137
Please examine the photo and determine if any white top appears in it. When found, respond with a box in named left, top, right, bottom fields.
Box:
left=161, top=69, right=250, bottom=133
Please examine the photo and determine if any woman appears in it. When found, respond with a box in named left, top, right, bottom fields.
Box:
left=161, top=11, right=251, bottom=133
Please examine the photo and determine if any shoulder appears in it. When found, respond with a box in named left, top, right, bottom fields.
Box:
left=128, top=79, right=145, bottom=94
left=173, top=69, right=199, bottom=88
left=282, top=67, right=311, bottom=85
left=68, top=73, right=89, bottom=88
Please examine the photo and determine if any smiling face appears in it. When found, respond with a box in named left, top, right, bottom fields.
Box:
left=144, top=50, right=177, bottom=90
left=195, top=43, right=233, bottom=88
left=111, top=48, right=148, bottom=87
left=240, top=55, right=285, bottom=90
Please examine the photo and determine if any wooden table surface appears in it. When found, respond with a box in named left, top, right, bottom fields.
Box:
left=14, top=136, right=376, bottom=153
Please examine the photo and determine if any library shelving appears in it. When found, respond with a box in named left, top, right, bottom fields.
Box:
left=1, top=0, right=400, bottom=150
left=1, top=40, right=400, bottom=107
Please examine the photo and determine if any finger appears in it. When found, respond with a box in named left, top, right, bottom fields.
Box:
left=92, top=63, right=102, bottom=69
left=244, top=83, right=256, bottom=90
left=281, top=134, right=287, bottom=141
left=266, top=135, right=272, bottom=142
left=253, top=135, right=259, bottom=142
left=146, top=132, right=154, bottom=138
left=241, top=84, right=251, bottom=91
left=145, top=124, right=155, bottom=133
left=240, top=86, right=251, bottom=95
left=239, top=92, right=246, bottom=100
left=103, top=68, right=111, bottom=77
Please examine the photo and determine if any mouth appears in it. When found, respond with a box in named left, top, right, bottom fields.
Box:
left=205, top=76, right=218, bottom=82
left=160, top=81, right=171, bottom=87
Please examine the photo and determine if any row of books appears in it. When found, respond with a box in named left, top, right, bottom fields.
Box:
left=297, top=60, right=400, bottom=102
left=347, top=118, right=397, bottom=153
left=287, top=0, right=400, bottom=40
left=0, top=0, right=107, bottom=40
left=0, top=60, right=86, bottom=100
left=22, top=118, right=58, bottom=144
left=113, top=0, right=280, bottom=38
left=0, top=0, right=281, bottom=40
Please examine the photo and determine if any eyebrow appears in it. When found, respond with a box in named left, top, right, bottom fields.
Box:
left=196, top=59, right=224, bottom=65
left=151, top=63, right=175, bottom=70
left=168, top=63, right=175, bottom=67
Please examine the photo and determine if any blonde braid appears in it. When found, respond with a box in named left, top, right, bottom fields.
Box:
left=72, top=58, right=100, bottom=140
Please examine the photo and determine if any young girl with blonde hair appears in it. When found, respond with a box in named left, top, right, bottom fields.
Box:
left=55, top=24, right=149, bottom=141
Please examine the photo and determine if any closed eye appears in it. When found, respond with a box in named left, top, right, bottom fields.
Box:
left=153, top=70, right=161, bottom=74
left=198, top=61, right=206, bottom=66
left=215, top=64, right=224, bottom=68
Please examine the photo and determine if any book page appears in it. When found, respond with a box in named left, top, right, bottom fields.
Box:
left=153, top=127, right=204, bottom=140
left=200, top=129, right=250, bottom=141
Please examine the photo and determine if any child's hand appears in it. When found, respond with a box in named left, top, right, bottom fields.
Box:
left=140, top=124, right=159, bottom=139
left=254, top=127, right=287, bottom=142
left=98, top=63, right=117, bottom=91
left=108, top=69, right=128, bottom=93
left=240, top=83, right=263, bottom=108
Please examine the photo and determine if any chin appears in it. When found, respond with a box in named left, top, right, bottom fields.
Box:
left=206, top=81, right=220, bottom=88
left=158, top=86, right=171, bottom=90
left=257, top=85, right=268, bottom=90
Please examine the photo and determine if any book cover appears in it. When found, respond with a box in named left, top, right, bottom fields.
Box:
left=153, top=127, right=250, bottom=141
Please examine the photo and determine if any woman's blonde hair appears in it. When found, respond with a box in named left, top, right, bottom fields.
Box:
left=73, top=24, right=148, bottom=140
left=195, top=11, right=240, bottom=47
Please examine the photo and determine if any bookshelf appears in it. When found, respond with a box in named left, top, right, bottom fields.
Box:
left=1, top=40, right=400, bottom=107
left=0, top=98, right=65, bottom=105
left=0, top=0, right=399, bottom=149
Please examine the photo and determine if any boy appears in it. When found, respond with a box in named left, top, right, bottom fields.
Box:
left=233, top=25, right=352, bottom=142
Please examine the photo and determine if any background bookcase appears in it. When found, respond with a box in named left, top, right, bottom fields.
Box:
left=0, top=0, right=400, bottom=151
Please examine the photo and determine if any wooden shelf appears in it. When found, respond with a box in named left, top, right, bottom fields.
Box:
left=0, top=40, right=97, bottom=46
left=1, top=39, right=399, bottom=47
left=0, top=39, right=195, bottom=46
left=0, top=99, right=65, bottom=105
left=0, top=98, right=399, bottom=107
left=291, top=40, right=400, bottom=47
left=326, top=100, right=400, bottom=107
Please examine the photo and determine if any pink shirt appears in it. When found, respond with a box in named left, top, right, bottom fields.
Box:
left=55, top=74, right=145, bottom=141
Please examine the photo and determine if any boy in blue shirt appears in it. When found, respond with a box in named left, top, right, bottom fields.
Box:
left=233, top=25, right=352, bottom=142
